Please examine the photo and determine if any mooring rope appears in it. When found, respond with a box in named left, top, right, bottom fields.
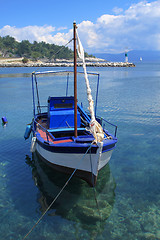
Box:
left=22, top=142, right=93, bottom=240
left=89, top=149, right=102, bottom=220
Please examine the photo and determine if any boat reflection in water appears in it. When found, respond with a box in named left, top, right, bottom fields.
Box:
left=25, top=152, right=116, bottom=236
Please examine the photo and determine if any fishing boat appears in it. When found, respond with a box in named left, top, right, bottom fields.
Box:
left=25, top=22, right=118, bottom=186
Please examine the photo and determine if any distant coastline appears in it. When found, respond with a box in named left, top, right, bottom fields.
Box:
left=0, top=57, right=135, bottom=68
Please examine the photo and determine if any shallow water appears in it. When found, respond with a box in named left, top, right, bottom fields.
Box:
left=0, top=63, right=160, bottom=240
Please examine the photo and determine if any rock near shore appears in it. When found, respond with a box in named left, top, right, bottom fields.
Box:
left=0, top=58, right=135, bottom=67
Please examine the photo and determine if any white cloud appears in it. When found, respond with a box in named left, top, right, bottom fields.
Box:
left=112, top=7, right=123, bottom=15
left=51, top=30, right=73, bottom=46
left=57, top=26, right=68, bottom=31
left=97, top=14, right=120, bottom=25
left=0, top=25, right=56, bottom=43
left=1, top=1, right=160, bottom=53
left=77, top=21, right=100, bottom=48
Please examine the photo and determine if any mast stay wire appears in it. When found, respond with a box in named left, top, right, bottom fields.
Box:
left=33, top=38, right=74, bottom=73
left=53, top=38, right=73, bottom=57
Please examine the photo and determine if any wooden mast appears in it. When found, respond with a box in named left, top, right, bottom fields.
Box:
left=73, top=21, right=77, bottom=138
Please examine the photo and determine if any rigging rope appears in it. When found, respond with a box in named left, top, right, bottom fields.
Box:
left=32, top=38, right=73, bottom=73
left=53, top=38, right=73, bottom=57
left=76, top=30, right=104, bottom=143
left=22, top=142, right=93, bottom=240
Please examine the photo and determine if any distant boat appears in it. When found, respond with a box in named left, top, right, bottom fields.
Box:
left=24, top=22, right=118, bottom=186
left=140, top=57, right=142, bottom=61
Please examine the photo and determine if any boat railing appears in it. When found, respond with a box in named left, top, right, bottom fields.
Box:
left=34, top=120, right=55, bottom=142
left=86, top=112, right=117, bottom=137
left=100, top=117, right=117, bottom=138
left=37, top=106, right=48, bottom=114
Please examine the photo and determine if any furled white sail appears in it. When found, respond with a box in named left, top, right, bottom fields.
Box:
left=76, top=30, right=104, bottom=143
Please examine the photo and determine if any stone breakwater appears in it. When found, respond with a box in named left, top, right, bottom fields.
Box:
left=0, top=61, right=135, bottom=67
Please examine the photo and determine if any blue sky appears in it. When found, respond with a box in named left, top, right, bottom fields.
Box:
left=0, top=0, right=159, bottom=53
left=0, top=0, right=145, bottom=28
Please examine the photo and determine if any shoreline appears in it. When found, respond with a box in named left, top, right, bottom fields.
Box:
left=0, top=61, right=135, bottom=67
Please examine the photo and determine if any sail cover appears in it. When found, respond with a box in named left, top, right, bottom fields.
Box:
left=76, top=30, right=104, bottom=143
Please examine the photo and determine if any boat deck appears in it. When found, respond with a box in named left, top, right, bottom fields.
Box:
left=37, top=128, right=74, bottom=144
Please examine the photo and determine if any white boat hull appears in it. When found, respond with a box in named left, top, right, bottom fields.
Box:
left=35, top=142, right=113, bottom=186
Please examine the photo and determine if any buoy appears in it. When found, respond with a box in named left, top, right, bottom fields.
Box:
left=24, top=125, right=32, bottom=140
left=30, top=137, right=37, bottom=152
left=2, top=116, right=8, bottom=124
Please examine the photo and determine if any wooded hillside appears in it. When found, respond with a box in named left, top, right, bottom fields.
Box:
left=0, top=35, right=94, bottom=60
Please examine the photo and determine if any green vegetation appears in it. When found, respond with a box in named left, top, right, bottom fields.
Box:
left=22, top=57, right=29, bottom=64
left=0, top=35, right=94, bottom=60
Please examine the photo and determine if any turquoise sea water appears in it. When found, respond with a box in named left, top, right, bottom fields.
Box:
left=0, top=63, right=160, bottom=240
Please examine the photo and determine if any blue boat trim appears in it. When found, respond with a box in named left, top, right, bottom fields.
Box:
left=36, top=137, right=97, bottom=154
left=48, top=127, right=86, bottom=133
left=35, top=131, right=117, bottom=154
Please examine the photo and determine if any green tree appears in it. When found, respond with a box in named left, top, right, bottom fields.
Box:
left=3, top=35, right=17, bottom=49
left=0, top=35, right=94, bottom=60
left=16, top=40, right=31, bottom=57
left=31, top=51, right=41, bottom=61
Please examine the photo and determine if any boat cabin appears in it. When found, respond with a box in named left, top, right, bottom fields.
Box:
left=47, top=96, right=81, bottom=129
